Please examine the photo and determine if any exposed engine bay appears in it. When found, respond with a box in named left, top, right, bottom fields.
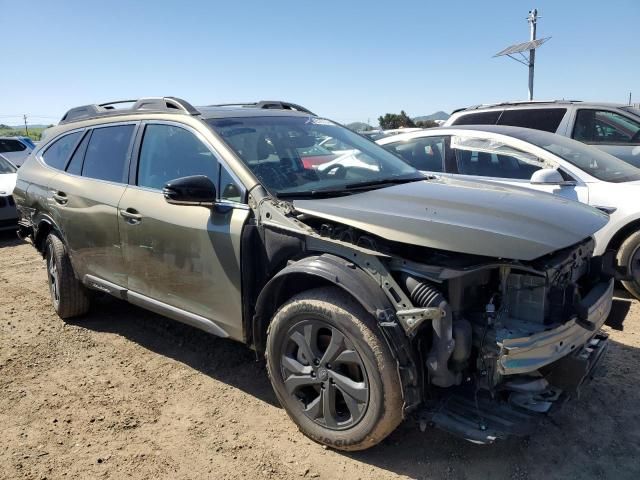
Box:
left=280, top=214, right=614, bottom=442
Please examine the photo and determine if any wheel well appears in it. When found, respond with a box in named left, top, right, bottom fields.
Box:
left=252, top=273, right=336, bottom=352
left=34, top=220, right=53, bottom=254
left=606, top=219, right=640, bottom=254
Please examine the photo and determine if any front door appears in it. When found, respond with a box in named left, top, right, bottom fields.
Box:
left=448, top=135, right=589, bottom=204
left=119, top=122, right=248, bottom=340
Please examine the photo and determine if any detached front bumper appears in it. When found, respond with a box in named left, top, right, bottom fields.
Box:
left=497, top=278, right=614, bottom=375
left=421, top=330, right=610, bottom=444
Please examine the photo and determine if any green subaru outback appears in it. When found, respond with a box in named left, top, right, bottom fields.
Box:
left=14, top=97, right=616, bottom=449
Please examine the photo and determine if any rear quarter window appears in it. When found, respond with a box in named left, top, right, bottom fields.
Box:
left=451, top=111, right=502, bottom=125
left=497, top=108, right=567, bottom=133
left=41, top=131, right=83, bottom=170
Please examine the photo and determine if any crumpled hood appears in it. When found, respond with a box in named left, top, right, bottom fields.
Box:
left=294, top=176, right=609, bottom=261
left=0, top=173, right=17, bottom=195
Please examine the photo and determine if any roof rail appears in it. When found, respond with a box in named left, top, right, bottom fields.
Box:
left=208, top=100, right=315, bottom=115
left=453, top=99, right=583, bottom=113
left=59, top=96, right=200, bottom=124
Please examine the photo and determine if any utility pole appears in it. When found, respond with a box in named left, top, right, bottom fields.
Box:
left=23, top=114, right=29, bottom=137
left=527, top=9, right=538, bottom=101
left=494, top=8, right=550, bottom=101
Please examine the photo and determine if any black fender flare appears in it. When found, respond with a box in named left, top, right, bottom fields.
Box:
left=252, top=253, right=421, bottom=411
left=32, top=213, right=65, bottom=253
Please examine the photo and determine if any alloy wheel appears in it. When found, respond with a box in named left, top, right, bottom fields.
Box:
left=279, top=320, right=369, bottom=430
left=47, top=246, right=60, bottom=308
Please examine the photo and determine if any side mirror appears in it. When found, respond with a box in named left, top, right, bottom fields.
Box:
left=163, top=175, right=216, bottom=207
left=530, top=168, right=572, bottom=185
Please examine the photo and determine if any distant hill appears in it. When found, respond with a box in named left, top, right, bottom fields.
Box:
left=413, top=111, right=450, bottom=122
left=346, top=122, right=374, bottom=132
left=3, top=124, right=51, bottom=130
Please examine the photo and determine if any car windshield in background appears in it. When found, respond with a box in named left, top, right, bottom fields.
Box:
left=207, top=116, right=421, bottom=197
left=19, top=137, right=36, bottom=149
left=0, top=155, right=17, bottom=174
left=510, top=129, right=640, bottom=183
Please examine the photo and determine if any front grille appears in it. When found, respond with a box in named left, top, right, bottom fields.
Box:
left=0, top=195, right=15, bottom=208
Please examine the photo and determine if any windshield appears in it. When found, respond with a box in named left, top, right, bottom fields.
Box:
left=21, top=138, right=36, bottom=149
left=207, top=116, right=421, bottom=196
left=510, top=129, right=640, bottom=183
left=0, top=155, right=17, bottom=174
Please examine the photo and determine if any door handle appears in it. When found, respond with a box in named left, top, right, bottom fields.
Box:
left=52, top=191, right=68, bottom=205
left=120, top=208, right=142, bottom=224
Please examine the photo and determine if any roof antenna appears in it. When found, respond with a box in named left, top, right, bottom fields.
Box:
left=494, top=8, right=551, bottom=101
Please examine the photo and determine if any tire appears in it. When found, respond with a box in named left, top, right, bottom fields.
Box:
left=265, top=287, right=403, bottom=451
left=618, top=230, right=640, bottom=300
left=45, top=233, right=90, bottom=319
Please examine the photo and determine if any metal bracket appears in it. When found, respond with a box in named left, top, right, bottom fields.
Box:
left=396, top=307, right=443, bottom=335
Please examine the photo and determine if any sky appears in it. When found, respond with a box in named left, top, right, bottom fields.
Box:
left=1, top=0, right=638, bottom=126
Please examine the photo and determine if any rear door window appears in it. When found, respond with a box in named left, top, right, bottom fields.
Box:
left=82, top=125, right=135, bottom=183
left=573, top=109, right=640, bottom=144
left=497, top=108, right=567, bottom=133
left=41, top=131, right=83, bottom=170
left=450, top=111, right=501, bottom=125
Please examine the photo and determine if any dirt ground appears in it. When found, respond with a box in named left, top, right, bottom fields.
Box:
left=1, top=231, right=639, bottom=480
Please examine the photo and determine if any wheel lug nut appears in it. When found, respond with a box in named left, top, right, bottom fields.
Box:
left=313, top=359, right=320, bottom=366
left=311, top=372, right=316, bottom=377
left=326, top=363, right=332, bottom=369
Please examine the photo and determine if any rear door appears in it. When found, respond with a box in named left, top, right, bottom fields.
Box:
left=49, top=122, right=137, bottom=286
left=119, top=121, right=248, bottom=340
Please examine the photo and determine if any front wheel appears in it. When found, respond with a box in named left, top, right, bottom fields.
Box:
left=265, top=287, right=403, bottom=451
left=618, top=230, right=640, bottom=300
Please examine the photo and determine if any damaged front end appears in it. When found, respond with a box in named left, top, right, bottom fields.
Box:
left=251, top=186, right=614, bottom=444
left=286, top=209, right=613, bottom=443
left=410, top=239, right=614, bottom=443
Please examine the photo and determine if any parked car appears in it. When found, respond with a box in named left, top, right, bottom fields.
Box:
left=0, top=136, right=35, bottom=166
left=0, top=154, right=18, bottom=231
left=445, top=101, right=640, bottom=167
left=15, top=97, right=615, bottom=449
left=378, top=125, right=640, bottom=298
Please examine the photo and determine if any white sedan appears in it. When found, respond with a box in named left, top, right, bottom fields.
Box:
left=377, top=125, right=640, bottom=298
left=0, top=154, right=18, bottom=231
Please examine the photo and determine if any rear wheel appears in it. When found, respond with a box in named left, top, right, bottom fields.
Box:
left=265, top=287, right=403, bottom=451
left=618, top=230, right=640, bottom=300
left=45, top=233, right=90, bottom=318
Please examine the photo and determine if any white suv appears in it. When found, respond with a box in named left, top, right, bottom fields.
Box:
left=445, top=101, right=640, bottom=167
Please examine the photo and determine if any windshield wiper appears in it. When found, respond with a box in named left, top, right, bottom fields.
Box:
left=276, top=189, right=354, bottom=199
left=344, top=175, right=427, bottom=190
left=275, top=175, right=428, bottom=199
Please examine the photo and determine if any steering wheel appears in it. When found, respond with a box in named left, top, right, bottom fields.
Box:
left=319, top=164, right=347, bottom=179
left=252, top=163, right=292, bottom=190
